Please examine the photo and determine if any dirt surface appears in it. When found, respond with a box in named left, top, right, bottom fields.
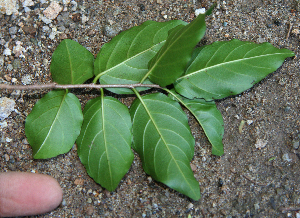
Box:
left=0, top=0, right=300, bottom=217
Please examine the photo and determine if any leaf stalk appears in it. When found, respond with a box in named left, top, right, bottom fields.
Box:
left=0, top=83, right=162, bottom=90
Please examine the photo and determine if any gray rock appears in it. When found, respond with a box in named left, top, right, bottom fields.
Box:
left=282, top=153, right=292, bottom=162
left=21, top=75, right=33, bottom=85
left=104, top=24, right=122, bottom=38
left=0, top=97, right=15, bottom=121
left=293, top=141, right=299, bottom=150
left=9, top=26, right=17, bottom=35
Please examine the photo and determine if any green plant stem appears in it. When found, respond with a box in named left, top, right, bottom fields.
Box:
left=0, top=83, right=162, bottom=90
left=163, top=88, right=185, bottom=104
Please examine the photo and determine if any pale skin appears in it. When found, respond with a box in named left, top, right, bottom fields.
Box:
left=0, top=172, right=63, bottom=217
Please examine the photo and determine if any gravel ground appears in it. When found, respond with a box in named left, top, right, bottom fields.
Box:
left=0, top=0, right=300, bottom=217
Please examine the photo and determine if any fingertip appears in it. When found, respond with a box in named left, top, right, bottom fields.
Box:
left=0, top=172, right=63, bottom=217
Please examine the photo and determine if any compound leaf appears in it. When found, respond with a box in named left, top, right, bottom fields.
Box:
left=130, top=92, right=200, bottom=200
left=76, top=95, right=133, bottom=191
left=168, top=89, right=224, bottom=156
left=50, top=39, right=94, bottom=84
left=174, top=39, right=295, bottom=100
left=94, top=20, right=187, bottom=94
left=25, top=90, right=83, bottom=159
left=145, top=13, right=207, bottom=87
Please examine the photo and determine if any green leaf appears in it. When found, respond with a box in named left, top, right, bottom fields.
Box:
left=144, top=14, right=207, bottom=87
left=167, top=89, right=224, bottom=156
left=50, top=39, right=94, bottom=84
left=25, top=90, right=83, bottom=159
left=174, top=39, right=295, bottom=100
left=94, top=20, right=187, bottom=94
left=76, top=94, right=133, bottom=191
left=130, top=91, right=200, bottom=200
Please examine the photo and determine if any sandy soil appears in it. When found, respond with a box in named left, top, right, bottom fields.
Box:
left=0, top=0, right=299, bottom=217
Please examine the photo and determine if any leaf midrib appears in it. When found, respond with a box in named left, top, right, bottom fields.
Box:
left=101, top=95, right=113, bottom=189
left=134, top=92, right=196, bottom=196
left=177, top=52, right=285, bottom=81
left=65, top=41, right=74, bottom=84
left=95, top=40, right=165, bottom=80
left=35, top=92, right=67, bottom=155
left=142, top=15, right=205, bottom=83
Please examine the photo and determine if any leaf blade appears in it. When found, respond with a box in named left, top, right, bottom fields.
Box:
left=76, top=96, right=133, bottom=191
left=168, top=89, right=224, bottom=156
left=145, top=14, right=207, bottom=87
left=25, top=90, right=83, bottom=159
left=175, top=39, right=295, bottom=100
left=130, top=92, right=200, bottom=200
left=50, top=39, right=94, bottom=84
left=94, top=20, right=187, bottom=94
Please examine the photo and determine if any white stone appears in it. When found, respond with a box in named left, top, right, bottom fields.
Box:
left=24, top=7, right=31, bottom=13
left=7, top=64, right=13, bottom=71
left=40, top=15, right=52, bottom=24
left=0, top=121, right=8, bottom=128
left=247, top=120, right=253, bottom=125
left=22, top=0, right=34, bottom=8
left=195, top=8, right=206, bottom=16
left=81, top=14, right=89, bottom=24
left=21, top=75, right=33, bottom=85
left=0, top=39, right=6, bottom=46
left=0, top=97, right=15, bottom=121
left=70, top=1, right=77, bottom=11
left=282, top=153, right=292, bottom=162
left=43, top=1, right=62, bottom=20
left=42, top=26, right=50, bottom=32
left=63, top=0, right=71, bottom=5
left=3, top=48, right=11, bottom=56
left=13, top=41, right=26, bottom=58
left=0, top=0, right=18, bottom=15
left=255, top=139, right=267, bottom=149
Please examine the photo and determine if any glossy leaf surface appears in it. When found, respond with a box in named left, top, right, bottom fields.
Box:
left=145, top=14, right=206, bottom=87
left=94, top=20, right=187, bottom=94
left=50, top=39, right=94, bottom=84
left=130, top=92, right=200, bottom=200
left=175, top=39, right=295, bottom=100
left=76, top=96, right=133, bottom=191
left=168, top=89, right=224, bottom=156
left=25, top=90, right=83, bottom=159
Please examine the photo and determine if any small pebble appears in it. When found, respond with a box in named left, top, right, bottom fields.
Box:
left=21, top=75, right=33, bottom=85
left=293, top=141, right=299, bottom=150
left=255, top=139, right=267, bottom=149
left=3, top=48, right=12, bottom=56
left=104, top=25, right=122, bottom=38
left=61, top=199, right=67, bottom=206
left=282, top=153, right=292, bottom=162
left=12, top=59, right=21, bottom=69
left=4, top=154, right=10, bottom=161
left=74, top=178, right=84, bottom=186
left=190, top=163, right=197, bottom=171
left=195, top=8, right=205, bottom=16
left=9, top=26, right=18, bottom=35
left=0, top=97, right=15, bottom=121
left=0, top=0, right=18, bottom=15
left=43, top=2, right=63, bottom=20
left=87, top=198, right=92, bottom=203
